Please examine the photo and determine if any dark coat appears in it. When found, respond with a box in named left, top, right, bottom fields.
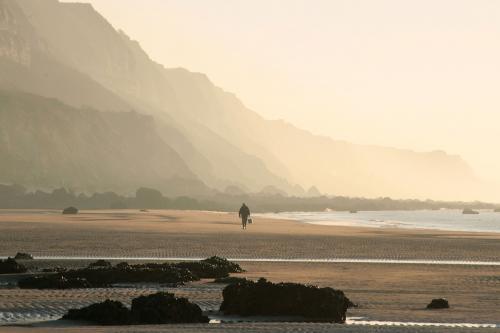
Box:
left=239, top=205, right=250, bottom=218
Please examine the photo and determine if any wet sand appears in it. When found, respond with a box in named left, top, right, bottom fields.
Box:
left=0, top=209, right=499, bottom=332
left=0, top=209, right=499, bottom=261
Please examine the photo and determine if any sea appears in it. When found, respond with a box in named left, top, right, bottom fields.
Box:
left=260, top=209, right=500, bottom=233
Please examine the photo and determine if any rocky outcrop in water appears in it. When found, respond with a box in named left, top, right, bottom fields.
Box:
left=427, top=298, right=449, bottom=309
left=130, top=292, right=209, bottom=324
left=17, top=257, right=242, bottom=289
left=18, top=274, right=91, bottom=289
left=62, top=263, right=195, bottom=287
left=174, top=256, right=244, bottom=279
left=220, top=278, right=352, bottom=323
left=62, top=292, right=208, bottom=325
left=0, top=258, right=27, bottom=274
left=63, top=300, right=130, bottom=325
left=462, top=208, right=479, bottom=214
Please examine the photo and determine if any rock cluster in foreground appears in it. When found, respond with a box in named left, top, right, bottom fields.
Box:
left=220, top=278, right=352, bottom=323
left=18, top=256, right=243, bottom=289
left=62, top=292, right=208, bottom=325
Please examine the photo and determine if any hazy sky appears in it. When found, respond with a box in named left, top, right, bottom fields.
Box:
left=67, top=0, right=500, bottom=182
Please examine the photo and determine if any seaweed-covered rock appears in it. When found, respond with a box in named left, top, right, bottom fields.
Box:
left=64, top=262, right=196, bottom=287
left=0, top=258, right=27, bottom=274
left=174, top=256, right=243, bottom=279
left=220, top=278, right=352, bottom=323
left=427, top=298, right=449, bottom=309
left=62, top=206, right=78, bottom=214
left=88, top=259, right=112, bottom=269
left=204, top=256, right=244, bottom=273
left=17, top=258, right=243, bottom=289
left=62, top=293, right=208, bottom=325
left=131, top=292, right=209, bottom=324
left=63, top=300, right=130, bottom=325
left=14, top=252, right=34, bottom=260
left=18, top=274, right=91, bottom=289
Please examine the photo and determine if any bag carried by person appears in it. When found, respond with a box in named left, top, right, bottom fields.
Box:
left=247, top=217, right=253, bottom=224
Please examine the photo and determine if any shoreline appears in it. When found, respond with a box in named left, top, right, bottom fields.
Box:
left=0, top=210, right=499, bottom=330
left=258, top=210, right=500, bottom=234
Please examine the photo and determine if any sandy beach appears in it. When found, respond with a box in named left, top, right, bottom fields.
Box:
left=0, top=209, right=499, bottom=260
left=0, top=209, right=499, bottom=332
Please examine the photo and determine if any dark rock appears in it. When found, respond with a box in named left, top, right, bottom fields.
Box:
left=494, top=208, right=500, bottom=213
left=62, top=292, right=208, bottom=325
left=427, top=298, right=449, bottom=309
left=62, top=206, right=78, bottom=214
left=88, top=259, right=112, bottom=269
left=0, top=258, right=27, bottom=274
left=14, top=252, right=34, bottom=260
left=131, top=292, right=209, bottom=324
left=462, top=208, right=479, bottom=214
left=16, top=257, right=243, bottom=289
left=18, top=274, right=91, bottom=289
left=63, top=262, right=196, bottom=287
left=220, top=278, right=352, bottom=323
left=349, top=210, right=358, bottom=214
left=63, top=300, right=130, bottom=325
left=174, top=256, right=243, bottom=279
left=115, top=261, right=129, bottom=269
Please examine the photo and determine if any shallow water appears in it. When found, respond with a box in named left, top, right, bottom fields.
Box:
left=260, top=209, right=500, bottom=233
left=1, top=256, right=499, bottom=265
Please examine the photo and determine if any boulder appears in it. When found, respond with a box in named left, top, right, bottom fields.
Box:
left=174, top=256, right=243, bottom=279
left=62, top=292, right=208, bottom=325
left=14, top=252, right=34, bottom=260
left=0, top=258, right=27, bottom=274
left=427, top=298, right=449, bottom=309
left=18, top=274, right=91, bottom=289
left=63, top=300, right=130, bottom=325
left=63, top=262, right=196, bottom=287
left=62, top=206, right=78, bottom=214
left=88, top=259, right=112, bottom=269
left=462, top=208, right=479, bottom=214
left=131, top=292, right=209, bottom=324
left=220, top=278, right=352, bottom=323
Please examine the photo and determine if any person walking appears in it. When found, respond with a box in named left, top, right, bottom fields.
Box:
left=238, top=203, right=251, bottom=229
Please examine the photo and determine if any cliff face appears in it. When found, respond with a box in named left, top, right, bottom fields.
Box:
left=0, top=0, right=490, bottom=200
left=0, top=0, right=32, bottom=66
left=0, top=91, right=205, bottom=195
